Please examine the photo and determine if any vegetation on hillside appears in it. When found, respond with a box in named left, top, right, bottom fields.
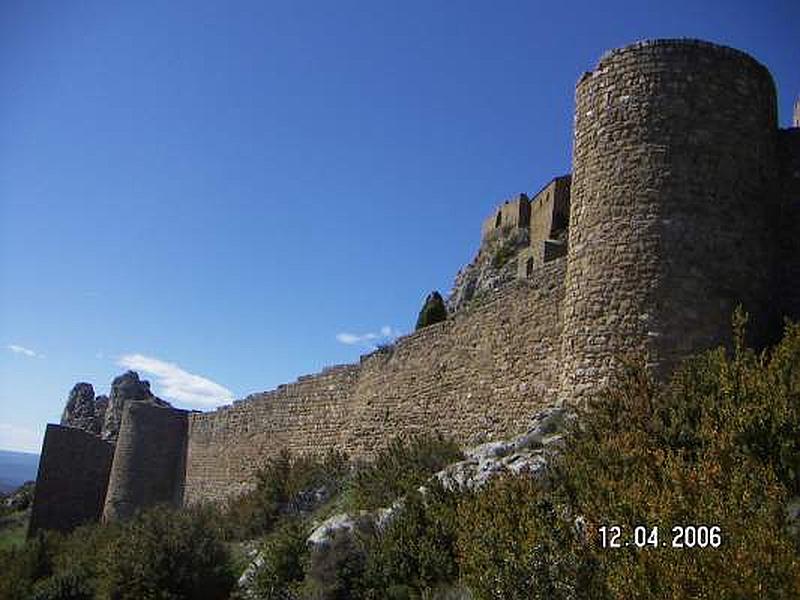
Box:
left=2, top=314, right=800, bottom=598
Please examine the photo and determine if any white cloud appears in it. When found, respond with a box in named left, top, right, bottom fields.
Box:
left=0, top=423, right=43, bottom=454
left=7, top=344, right=43, bottom=358
left=116, top=354, right=234, bottom=409
left=336, top=325, right=399, bottom=346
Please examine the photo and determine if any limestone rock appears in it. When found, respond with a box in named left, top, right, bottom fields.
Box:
left=435, top=406, right=568, bottom=491
left=307, top=512, right=360, bottom=547
left=60, top=383, right=104, bottom=435
left=101, top=371, right=171, bottom=442
left=447, top=227, right=529, bottom=314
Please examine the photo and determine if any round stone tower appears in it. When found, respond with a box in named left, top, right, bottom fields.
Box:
left=560, top=39, right=779, bottom=402
left=102, top=402, right=188, bottom=522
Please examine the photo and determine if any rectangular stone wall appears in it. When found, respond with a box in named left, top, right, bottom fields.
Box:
left=28, top=425, right=115, bottom=536
left=529, top=176, right=570, bottom=244
left=184, top=259, right=566, bottom=505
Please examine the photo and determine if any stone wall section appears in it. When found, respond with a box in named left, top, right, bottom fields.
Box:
left=102, top=403, right=189, bottom=521
left=185, top=365, right=361, bottom=504
left=560, top=39, right=780, bottom=402
left=184, top=259, right=565, bottom=504
left=28, top=425, right=114, bottom=536
left=345, top=258, right=565, bottom=458
left=481, top=194, right=531, bottom=242
left=529, top=176, right=570, bottom=245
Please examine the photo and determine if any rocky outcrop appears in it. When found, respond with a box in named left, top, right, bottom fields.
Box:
left=101, top=371, right=171, bottom=442
left=433, top=406, right=568, bottom=491
left=2, top=481, right=34, bottom=511
left=59, top=372, right=171, bottom=443
left=60, top=383, right=105, bottom=436
left=447, top=227, right=529, bottom=314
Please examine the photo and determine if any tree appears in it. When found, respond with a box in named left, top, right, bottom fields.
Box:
left=415, top=291, right=447, bottom=330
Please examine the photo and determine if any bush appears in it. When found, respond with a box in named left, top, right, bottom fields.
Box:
left=101, top=504, right=235, bottom=599
left=225, top=449, right=349, bottom=539
left=361, top=482, right=462, bottom=597
left=549, top=314, right=800, bottom=598
left=490, top=240, right=517, bottom=269
left=351, top=434, right=463, bottom=511
left=304, top=525, right=369, bottom=600
left=31, top=568, right=94, bottom=600
left=457, top=475, right=591, bottom=600
left=415, top=291, right=447, bottom=330
left=0, top=532, right=59, bottom=600
left=251, top=519, right=308, bottom=600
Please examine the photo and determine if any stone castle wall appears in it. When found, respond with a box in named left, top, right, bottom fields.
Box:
left=560, top=39, right=781, bottom=402
left=102, top=403, right=189, bottom=521
left=185, top=364, right=362, bottom=504
left=28, top=425, right=114, bottom=536
left=184, top=258, right=566, bottom=504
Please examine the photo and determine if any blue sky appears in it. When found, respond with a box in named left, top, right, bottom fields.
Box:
left=1, top=0, right=797, bottom=453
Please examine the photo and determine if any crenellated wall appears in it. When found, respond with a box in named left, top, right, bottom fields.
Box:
left=185, top=364, right=361, bottom=504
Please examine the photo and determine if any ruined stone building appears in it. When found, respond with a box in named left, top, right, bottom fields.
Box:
left=29, top=39, right=800, bottom=536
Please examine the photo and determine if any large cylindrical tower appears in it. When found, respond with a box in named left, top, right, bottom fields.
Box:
left=102, top=403, right=188, bottom=521
left=560, top=39, right=779, bottom=402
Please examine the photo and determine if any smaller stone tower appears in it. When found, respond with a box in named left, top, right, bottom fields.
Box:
left=102, top=403, right=189, bottom=522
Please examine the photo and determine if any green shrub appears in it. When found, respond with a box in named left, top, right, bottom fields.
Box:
left=549, top=314, right=800, bottom=598
left=351, top=434, right=463, bottom=511
left=457, top=475, right=592, bottom=600
left=251, top=519, right=308, bottom=600
left=225, top=449, right=349, bottom=539
left=0, top=532, right=59, bottom=600
left=415, top=291, right=447, bottom=330
left=101, top=504, right=235, bottom=600
left=304, top=525, right=369, bottom=600
left=452, top=314, right=800, bottom=599
left=490, top=240, right=517, bottom=269
left=31, top=568, right=94, bottom=600
left=361, top=482, right=462, bottom=597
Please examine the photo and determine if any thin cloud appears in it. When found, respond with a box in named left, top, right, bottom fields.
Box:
left=7, top=344, right=43, bottom=358
left=0, top=423, right=43, bottom=454
left=336, top=325, right=399, bottom=346
left=116, top=354, right=234, bottom=409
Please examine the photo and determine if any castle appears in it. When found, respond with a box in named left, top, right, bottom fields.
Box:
left=28, top=39, right=800, bottom=536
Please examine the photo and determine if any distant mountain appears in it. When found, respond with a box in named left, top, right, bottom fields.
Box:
left=0, top=450, right=39, bottom=494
